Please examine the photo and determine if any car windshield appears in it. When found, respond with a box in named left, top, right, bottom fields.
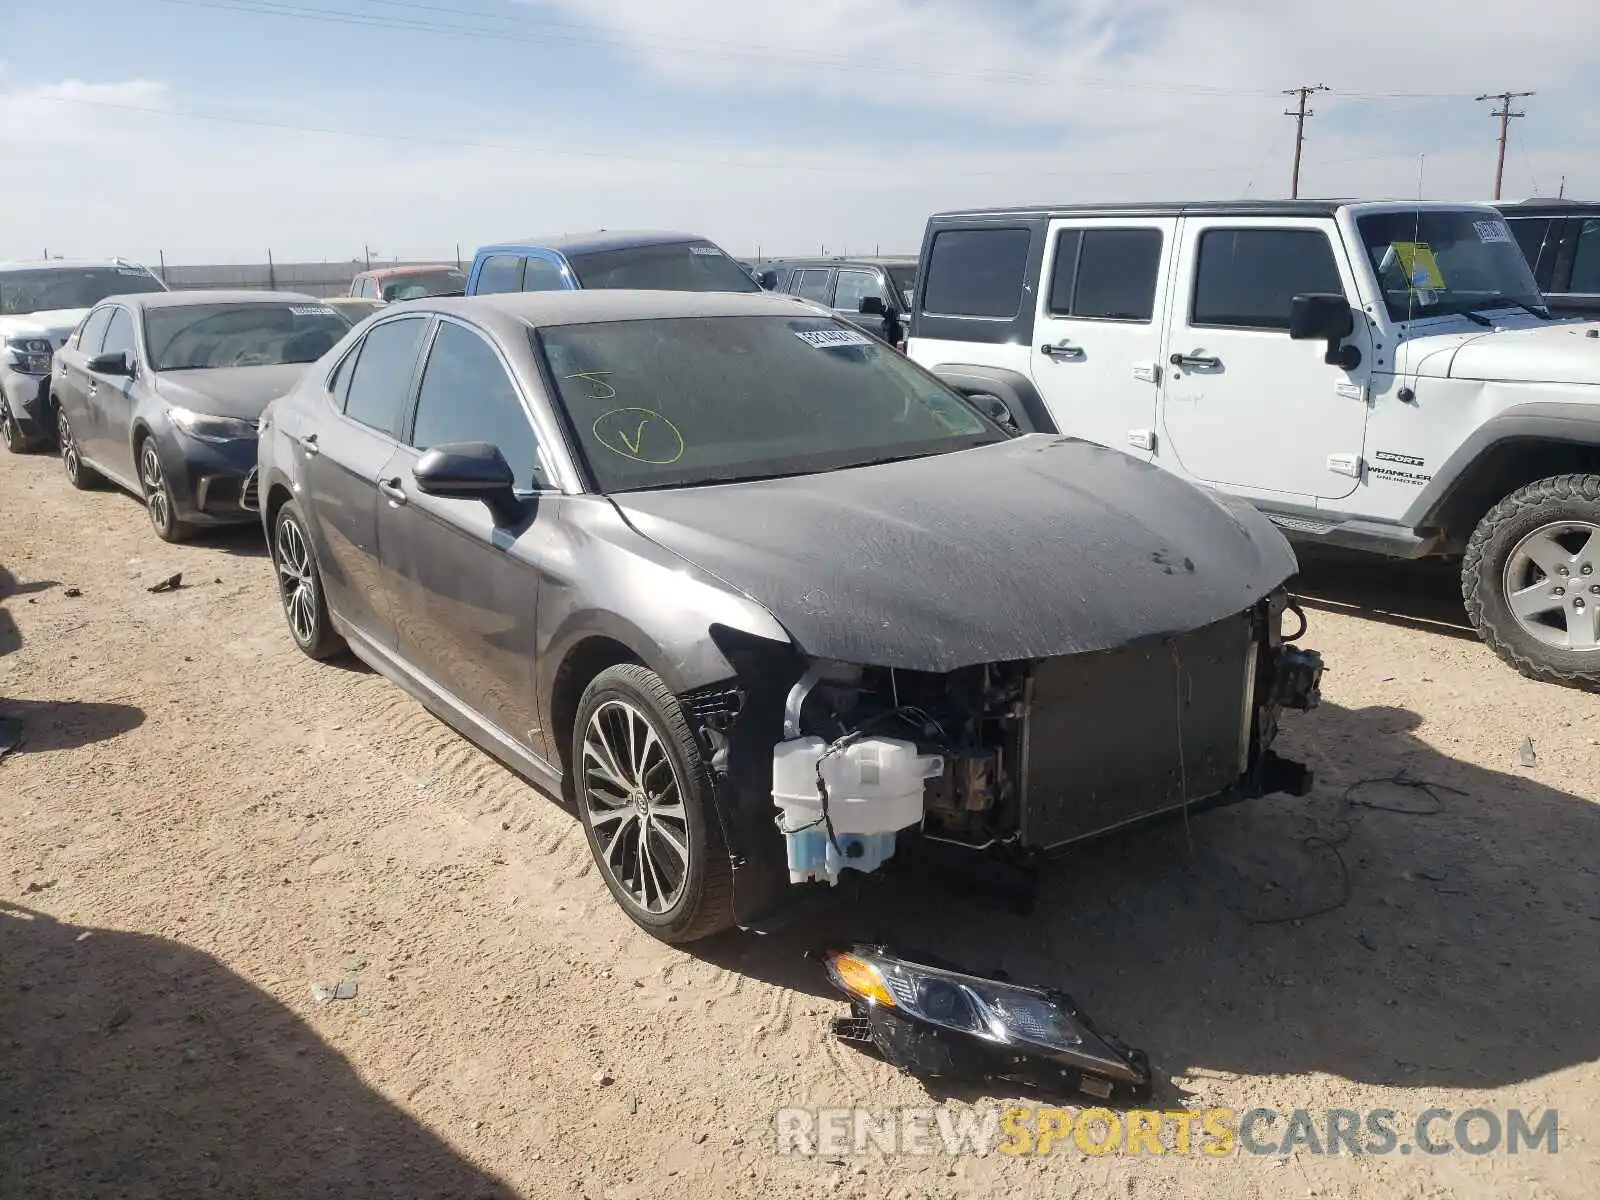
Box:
left=381, top=269, right=465, bottom=301
left=147, top=303, right=351, bottom=371
left=1357, top=210, right=1544, bottom=321
left=0, top=266, right=165, bottom=316
left=538, top=315, right=1004, bottom=493
left=566, top=242, right=760, bottom=293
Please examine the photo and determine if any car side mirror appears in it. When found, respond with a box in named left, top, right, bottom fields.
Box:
left=1289, top=293, right=1361, bottom=370
left=968, top=392, right=1018, bottom=431
left=858, top=296, right=888, bottom=317
left=88, top=350, right=133, bottom=376
left=413, top=441, right=524, bottom=521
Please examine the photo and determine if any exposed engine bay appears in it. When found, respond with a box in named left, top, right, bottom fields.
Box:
left=752, top=592, right=1322, bottom=889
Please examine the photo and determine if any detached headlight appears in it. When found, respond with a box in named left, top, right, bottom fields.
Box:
left=168, top=406, right=259, bottom=444
left=6, top=336, right=53, bottom=376
left=823, top=945, right=1151, bottom=1097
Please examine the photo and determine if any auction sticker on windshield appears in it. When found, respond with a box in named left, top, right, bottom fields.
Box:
left=794, top=328, right=873, bottom=349
left=290, top=305, right=338, bottom=317
left=1474, top=219, right=1512, bottom=244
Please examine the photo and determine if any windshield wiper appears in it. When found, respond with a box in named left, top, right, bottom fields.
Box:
left=1461, top=295, right=1551, bottom=322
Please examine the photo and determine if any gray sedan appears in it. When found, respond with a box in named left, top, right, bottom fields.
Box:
left=258, top=290, right=1321, bottom=943
left=52, top=290, right=350, bottom=540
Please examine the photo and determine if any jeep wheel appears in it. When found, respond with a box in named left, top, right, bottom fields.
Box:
left=1463, top=474, right=1600, bottom=689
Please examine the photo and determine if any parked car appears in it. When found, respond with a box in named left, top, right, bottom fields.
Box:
left=1498, top=199, right=1600, bottom=318
left=348, top=264, right=466, bottom=303
left=0, top=258, right=167, bottom=453
left=755, top=256, right=918, bottom=347
left=906, top=199, right=1600, bottom=688
left=258, top=290, right=1321, bottom=943
left=464, top=231, right=759, bottom=296
left=52, top=290, right=349, bottom=541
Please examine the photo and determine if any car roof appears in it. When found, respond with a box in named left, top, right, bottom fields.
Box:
left=403, top=289, right=827, bottom=330
left=1497, top=199, right=1600, bottom=216
left=0, top=258, right=159, bottom=273
left=357, top=264, right=463, bottom=280
left=760, top=256, right=919, bottom=269
left=927, top=199, right=1512, bottom=222
left=114, top=289, right=322, bottom=310
left=474, top=231, right=716, bottom=258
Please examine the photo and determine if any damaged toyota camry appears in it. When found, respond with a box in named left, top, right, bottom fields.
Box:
left=259, top=290, right=1322, bottom=944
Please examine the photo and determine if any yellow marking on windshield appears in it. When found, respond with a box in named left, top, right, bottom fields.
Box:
left=565, top=371, right=618, bottom=401
left=593, top=407, right=685, bottom=465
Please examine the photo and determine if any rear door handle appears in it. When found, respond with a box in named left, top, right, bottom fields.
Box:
left=298, top=433, right=319, bottom=456
left=1040, top=341, right=1085, bottom=361
left=377, top=476, right=407, bottom=505
left=1169, top=352, right=1222, bottom=370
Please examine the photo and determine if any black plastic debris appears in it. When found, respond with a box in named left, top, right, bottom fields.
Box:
left=147, top=573, right=184, bottom=594
left=820, top=944, right=1152, bottom=1103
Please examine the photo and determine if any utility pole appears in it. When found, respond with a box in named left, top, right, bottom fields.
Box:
left=1283, top=84, right=1329, bottom=199
left=1475, top=90, right=1533, bottom=200
left=1558, top=175, right=1566, bottom=200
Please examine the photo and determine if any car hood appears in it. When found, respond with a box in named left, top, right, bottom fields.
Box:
left=0, top=308, right=89, bottom=348
left=152, top=364, right=309, bottom=422
left=611, top=436, right=1299, bottom=672
left=1396, top=317, right=1600, bottom=384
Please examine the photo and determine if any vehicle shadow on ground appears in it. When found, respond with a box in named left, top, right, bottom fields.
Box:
left=1, top=565, right=60, bottom=657
left=1291, top=546, right=1478, bottom=641
left=0, top=904, right=517, bottom=1199
left=0, top=697, right=146, bottom=754
left=695, top=697, right=1600, bottom=1097
left=186, top=524, right=269, bottom=559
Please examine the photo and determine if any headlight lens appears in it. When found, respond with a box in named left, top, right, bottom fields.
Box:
left=168, top=406, right=259, bottom=443
left=6, top=336, right=54, bottom=375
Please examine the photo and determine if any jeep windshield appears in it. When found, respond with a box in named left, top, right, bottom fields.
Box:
left=1357, top=210, right=1544, bottom=322
left=565, top=242, right=760, bottom=293
left=147, top=303, right=350, bottom=371
left=0, top=266, right=165, bottom=316
left=538, top=315, right=1003, bottom=493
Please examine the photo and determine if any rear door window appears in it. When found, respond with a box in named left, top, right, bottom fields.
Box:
left=342, top=316, right=429, bottom=437
left=793, top=269, right=835, bottom=304
left=1047, top=228, right=1163, bottom=322
left=922, top=228, right=1032, bottom=318
left=1191, top=228, right=1344, bottom=330
left=474, top=255, right=524, bottom=295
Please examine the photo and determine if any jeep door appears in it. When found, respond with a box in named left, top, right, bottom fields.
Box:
left=1159, top=219, right=1372, bottom=501
left=375, top=316, right=552, bottom=744
left=1031, top=220, right=1173, bottom=460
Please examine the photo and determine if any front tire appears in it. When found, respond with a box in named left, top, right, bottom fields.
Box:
left=271, top=500, right=345, bottom=660
left=1, top=398, right=30, bottom=453
left=1463, top=473, right=1600, bottom=689
left=573, top=664, right=735, bottom=943
left=58, top=409, right=100, bottom=490
left=138, top=435, right=195, bottom=543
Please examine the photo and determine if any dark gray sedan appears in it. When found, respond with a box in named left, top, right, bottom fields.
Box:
left=258, top=290, right=1321, bottom=943
left=51, top=290, right=350, bottom=540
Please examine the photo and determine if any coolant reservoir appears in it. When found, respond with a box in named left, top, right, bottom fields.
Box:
left=772, top=736, right=944, bottom=885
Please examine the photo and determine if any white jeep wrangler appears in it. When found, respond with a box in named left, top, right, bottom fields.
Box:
left=906, top=200, right=1600, bottom=688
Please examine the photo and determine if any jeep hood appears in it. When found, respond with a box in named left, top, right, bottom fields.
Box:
left=611, top=436, right=1298, bottom=672
left=0, top=308, right=89, bottom=348
left=1401, top=318, right=1600, bottom=385
left=152, top=364, right=308, bottom=422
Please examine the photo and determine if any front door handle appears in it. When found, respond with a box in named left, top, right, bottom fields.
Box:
left=1169, top=352, right=1222, bottom=370
left=298, top=433, right=319, bottom=457
left=1041, top=341, right=1085, bottom=361
left=377, top=476, right=407, bottom=505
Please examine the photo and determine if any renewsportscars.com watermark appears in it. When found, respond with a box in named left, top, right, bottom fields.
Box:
left=775, top=1106, right=1560, bottom=1159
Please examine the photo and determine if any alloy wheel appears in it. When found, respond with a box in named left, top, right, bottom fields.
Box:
left=58, top=411, right=80, bottom=482
left=1502, top=520, right=1600, bottom=652
left=0, top=402, right=18, bottom=451
left=580, top=699, right=691, bottom=915
left=275, top=515, right=318, bottom=646
left=139, top=440, right=171, bottom=533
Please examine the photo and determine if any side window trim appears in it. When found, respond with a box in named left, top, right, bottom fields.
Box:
left=403, top=315, right=558, bottom=492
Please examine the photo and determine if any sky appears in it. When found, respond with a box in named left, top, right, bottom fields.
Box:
left=1, top=0, right=1597, bottom=264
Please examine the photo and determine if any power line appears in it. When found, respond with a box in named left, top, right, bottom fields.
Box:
left=1283, top=84, right=1330, bottom=199
left=1475, top=90, right=1534, bottom=201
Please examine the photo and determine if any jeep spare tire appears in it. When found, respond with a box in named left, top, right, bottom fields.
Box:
left=1463, top=474, right=1600, bottom=690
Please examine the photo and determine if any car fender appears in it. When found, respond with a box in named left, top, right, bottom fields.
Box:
left=927, top=364, right=1058, bottom=434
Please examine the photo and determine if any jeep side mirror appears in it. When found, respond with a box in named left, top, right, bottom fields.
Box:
left=1289, top=293, right=1361, bottom=370
left=858, top=296, right=888, bottom=317
left=968, top=392, right=1018, bottom=431
left=88, top=350, right=134, bottom=377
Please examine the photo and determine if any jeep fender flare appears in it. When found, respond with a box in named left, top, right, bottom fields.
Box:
left=1403, top=402, right=1600, bottom=542
left=929, top=364, right=1058, bottom=435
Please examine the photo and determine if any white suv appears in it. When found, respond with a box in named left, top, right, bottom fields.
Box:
left=906, top=200, right=1600, bottom=688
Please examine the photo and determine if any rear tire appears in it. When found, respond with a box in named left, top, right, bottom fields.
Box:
left=57, top=409, right=100, bottom=490
left=271, top=500, right=345, bottom=661
left=572, top=664, right=735, bottom=943
left=1462, top=473, right=1600, bottom=690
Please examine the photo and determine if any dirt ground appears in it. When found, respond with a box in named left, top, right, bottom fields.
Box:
left=2, top=444, right=1598, bottom=1200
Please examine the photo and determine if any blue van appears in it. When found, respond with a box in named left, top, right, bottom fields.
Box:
left=464, top=230, right=760, bottom=296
